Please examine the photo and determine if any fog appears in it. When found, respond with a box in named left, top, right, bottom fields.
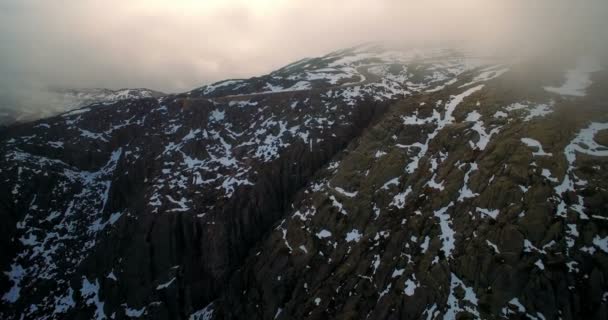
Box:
left=1, top=0, right=607, bottom=115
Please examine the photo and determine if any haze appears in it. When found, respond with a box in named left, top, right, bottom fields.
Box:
left=0, top=0, right=607, bottom=104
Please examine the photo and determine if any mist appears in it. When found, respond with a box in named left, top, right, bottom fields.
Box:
left=1, top=0, right=607, bottom=116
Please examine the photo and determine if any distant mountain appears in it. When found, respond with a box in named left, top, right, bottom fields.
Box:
left=1, top=45, right=607, bottom=320
left=52, top=87, right=166, bottom=108
left=0, top=88, right=165, bottom=126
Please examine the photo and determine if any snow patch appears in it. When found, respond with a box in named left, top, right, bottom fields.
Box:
left=521, top=138, right=552, bottom=156
left=316, top=230, right=332, bottom=239
left=345, top=229, right=363, bottom=243
left=544, top=57, right=602, bottom=96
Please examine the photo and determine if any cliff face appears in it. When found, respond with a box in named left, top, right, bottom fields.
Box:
left=1, top=47, right=607, bottom=320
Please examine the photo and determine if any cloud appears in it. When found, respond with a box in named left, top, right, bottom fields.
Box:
left=0, top=0, right=606, bottom=96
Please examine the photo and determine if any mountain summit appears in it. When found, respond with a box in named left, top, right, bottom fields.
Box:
left=1, top=46, right=607, bottom=320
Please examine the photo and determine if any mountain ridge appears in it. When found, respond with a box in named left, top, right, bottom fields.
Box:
left=1, top=46, right=607, bottom=320
left=0, top=87, right=165, bottom=126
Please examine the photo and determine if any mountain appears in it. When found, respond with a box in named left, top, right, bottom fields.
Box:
left=0, top=88, right=165, bottom=125
left=1, top=45, right=607, bottom=320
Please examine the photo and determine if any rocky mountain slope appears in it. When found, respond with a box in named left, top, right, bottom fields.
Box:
left=1, top=45, right=607, bottom=320
left=0, top=88, right=165, bottom=125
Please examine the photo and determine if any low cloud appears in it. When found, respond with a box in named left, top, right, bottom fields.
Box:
left=0, top=0, right=606, bottom=103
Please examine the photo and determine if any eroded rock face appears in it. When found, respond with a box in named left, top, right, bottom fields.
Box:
left=1, top=47, right=607, bottom=320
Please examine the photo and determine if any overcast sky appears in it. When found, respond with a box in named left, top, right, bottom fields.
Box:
left=1, top=0, right=607, bottom=94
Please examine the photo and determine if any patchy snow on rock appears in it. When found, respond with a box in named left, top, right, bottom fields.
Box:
left=53, top=287, right=76, bottom=314
left=593, top=235, right=608, bottom=253
left=534, top=259, right=545, bottom=270
left=124, top=305, right=146, bottom=318
left=493, top=111, right=508, bottom=118
left=88, top=211, right=123, bottom=233
left=48, top=141, right=64, bottom=148
left=476, top=207, right=499, bottom=219
left=523, top=104, right=553, bottom=121
left=279, top=226, right=293, bottom=254
left=501, top=297, right=527, bottom=317
left=287, top=81, right=313, bottom=91
left=459, top=65, right=509, bottom=88
left=156, top=277, right=176, bottom=290
left=403, top=276, right=419, bottom=296
left=79, top=128, right=108, bottom=142
left=425, top=78, right=458, bottom=93
left=2, top=263, right=25, bottom=303
left=565, top=224, right=580, bottom=249
left=316, top=229, right=332, bottom=239
left=555, top=122, right=608, bottom=218
left=524, top=239, right=547, bottom=254
left=80, top=277, right=106, bottom=320
left=402, top=85, right=484, bottom=174
left=465, top=111, right=500, bottom=150
left=381, top=177, right=400, bottom=190
left=465, top=110, right=482, bottom=122
left=445, top=273, right=480, bottom=319
left=391, top=268, right=404, bottom=278
left=208, top=109, right=225, bottom=122
left=486, top=240, right=500, bottom=253
left=292, top=207, right=316, bottom=222
left=504, top=102, right=528, bottom=112
left=508, top=298, right=526, bottom=313
left=371, top=254, right=381, bottom=274
left=434, top=202, right=456, bottom=258
left=541, top=168, right=559, bottom=183
left=202, top=80, right=244, bottom=94
left=251, top=119, right=292, bottom=162
left=329, top=195, right=348, bottom=215
left=259, top=81, right=312, bottom=94
left=327, top=161, right=340, bottom=171
left=457, top=163, right=479, bottom=202
left=420, top=236, right=430, bottom=253
left=107, top=271, right=117, bottom=281
left=166, top=195, right=190, bottom=213
left=334, top=186, right=358, bottom=198
left=377, top=283, right=392, bottom=302
left=425, top=174, right=445, bottom=191
left=503, top=102, right=553, bottom=122
left=374, top=150, right=387, bottom=158
left=228, top=100, right=258, bottom=108
left=390, top=186, right=412, bottom=209
left=563, top=122, right=608, bottom=163
left=345, top=229, right=363, bottom=243
left=1, top=147, right=125, bottom=312
left=422, top=304, right=440, bottom=320
left=190, top=302, right=215, bottom=320
left=521, top=138, right=553, bottom=156
left=62, top=107, right=91, bottom=117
